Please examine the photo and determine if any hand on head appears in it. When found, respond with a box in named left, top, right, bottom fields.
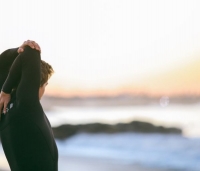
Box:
left=0, top=40, right=41, bottom=118
left=17, top=40, right=41, bottom=54
left=0, top=40, right=41, bottom=115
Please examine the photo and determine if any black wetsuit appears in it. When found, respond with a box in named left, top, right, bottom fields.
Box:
left=0, top=46, right=58, bottom=171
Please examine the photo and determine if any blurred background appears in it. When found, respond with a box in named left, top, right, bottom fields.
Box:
left=1, top=0, right=200, bottom=171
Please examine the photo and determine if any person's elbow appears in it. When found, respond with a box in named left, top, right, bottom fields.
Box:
left=23, top=46, right=40, bottom=56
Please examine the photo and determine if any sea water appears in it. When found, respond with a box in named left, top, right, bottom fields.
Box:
left=56, top=132, right=200, bottom=170
left=47, top=103, right=200, bottom=170
left=46, top=103, right=200, bottom=138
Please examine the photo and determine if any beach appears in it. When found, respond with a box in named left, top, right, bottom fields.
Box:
left=58, top=155, right=177, bottom=171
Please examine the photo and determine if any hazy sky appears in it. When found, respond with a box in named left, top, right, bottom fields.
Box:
left=0, top=0, right=200, bottom=97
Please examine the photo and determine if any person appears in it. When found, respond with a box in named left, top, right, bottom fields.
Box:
left=0, top=40, right=58, bottom=171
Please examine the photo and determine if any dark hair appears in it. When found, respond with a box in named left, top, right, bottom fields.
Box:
left=40, top=60, right=54, bottom=86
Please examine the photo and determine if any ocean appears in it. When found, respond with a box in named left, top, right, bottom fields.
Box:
left=56, top=132, right=200, bottom=171
left=46, top=104, right=200, bottom=138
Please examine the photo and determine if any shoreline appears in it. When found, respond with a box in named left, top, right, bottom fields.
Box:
left=0, top=154, right=188, bottom=171
left=58, top=155, right=181, bottom=171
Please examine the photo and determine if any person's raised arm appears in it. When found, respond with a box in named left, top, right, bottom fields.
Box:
left=0, top=40, right=41, bottom=90
left=2, top=46, right=41, bottom=110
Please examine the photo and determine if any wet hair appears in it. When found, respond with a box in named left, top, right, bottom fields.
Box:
left=40, top=60, right=54, bottom=86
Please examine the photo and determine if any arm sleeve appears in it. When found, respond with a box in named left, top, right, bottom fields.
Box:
left=0, top=48, right=19, bottom=90
left=2, top=46, right=41, bottom=109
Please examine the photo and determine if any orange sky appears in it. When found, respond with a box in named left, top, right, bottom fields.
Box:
left=45, top=55, right=200, bottom=97
left=140, top=57, right=200, bottom=96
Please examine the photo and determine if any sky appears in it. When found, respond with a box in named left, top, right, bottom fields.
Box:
left=0, top=0, right=200, bottom=97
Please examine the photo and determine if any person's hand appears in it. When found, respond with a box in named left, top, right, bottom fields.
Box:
left=17, top=40, right=41, bottom=54
left=0, top=91, right=11, bottom=115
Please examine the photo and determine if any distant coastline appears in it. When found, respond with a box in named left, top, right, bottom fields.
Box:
left=41, top=93, right=200, bottom=111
